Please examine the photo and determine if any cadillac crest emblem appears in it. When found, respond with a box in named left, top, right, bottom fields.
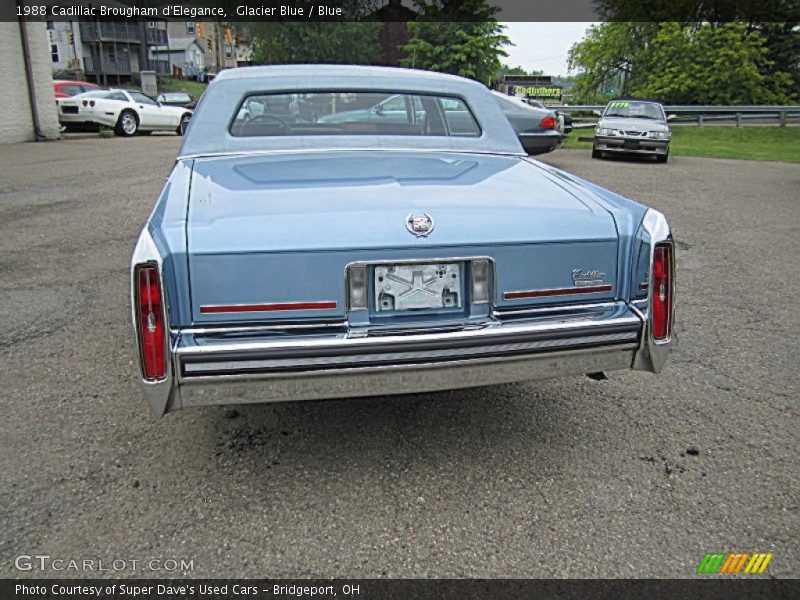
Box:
left=406, top=213, right=435, bottom=237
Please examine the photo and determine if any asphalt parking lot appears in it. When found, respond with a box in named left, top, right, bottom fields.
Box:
left=1, top=135, right=797, bottom=579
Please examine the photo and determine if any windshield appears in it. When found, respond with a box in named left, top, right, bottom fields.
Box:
left=161, top=93, right=191, bottom=102
left=230, top=91, right=481, bottom=137
left=604, top=101, right=665, bottom=120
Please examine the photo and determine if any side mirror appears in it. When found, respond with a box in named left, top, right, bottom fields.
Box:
left=667, top=114, right=677, bottom=121
left=593, top=109, right=602, bottom=116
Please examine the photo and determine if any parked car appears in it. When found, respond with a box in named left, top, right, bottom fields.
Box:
left=491, top=91, right=562, bottom=155
left=315, top=91, right=561, bottom=155
left=53, top=79, right=102, bottom=99
left=593, top=99, right=671, bottom=162
left=131, top=65, right=674, bottom=417
left=57, top=89, right=193, bottom=136
left=315, top=92, right=479, bottom=136
left=156, top=92, right=195, bottom=109
left=524, top=98, right=573, bottom=134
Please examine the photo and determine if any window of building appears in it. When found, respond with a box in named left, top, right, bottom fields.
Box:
left=225, top=44, right=233, bottom=59
left=186, top=22, right=195, bottom=34
left=50, top=44, right=59, bottom=64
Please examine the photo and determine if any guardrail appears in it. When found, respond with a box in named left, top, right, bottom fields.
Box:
left=552, top=105, right=800, bottom=126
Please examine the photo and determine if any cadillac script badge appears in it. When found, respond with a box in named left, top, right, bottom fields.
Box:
left=406, top=213, right=435, bottom=237
left=572, top=268, right=606, bottom=286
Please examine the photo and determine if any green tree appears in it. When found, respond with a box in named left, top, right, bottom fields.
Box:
left=748, top=22, right=800, bottom=100
left=637, top=23, right=792, bottom=104
left=585, top=0, right=800, bottom=101
left=567, top=22, right=659, bottom=103
left=211, top=1, right=381, bottom=66
left=568, top=22, right=796, bottom=104
left=249, top=22, right=382, bottom=65
left=497, top=64, right=544, bottom=77
left=400, top=1, right=510, bottom=85
left=498, top=64, right=532, bottom=77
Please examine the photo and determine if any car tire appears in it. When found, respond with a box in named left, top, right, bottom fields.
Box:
left=176, top=113, right=191, bottom=136
left=115, top=110, right=138, bottom=137
left=591, top=146, right=602, bottom=159
left=657, top=151, right=669, bottom=163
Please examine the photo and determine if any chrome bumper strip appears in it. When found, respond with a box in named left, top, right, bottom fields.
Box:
left=140, top=299, right=674, bottom=416
left=181, top=331, right=639, bottom=376
left=176, top=345, right=638, bottom=411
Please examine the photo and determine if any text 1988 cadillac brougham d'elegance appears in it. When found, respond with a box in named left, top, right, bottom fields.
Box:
left=131, top=66, right=674, bottom=417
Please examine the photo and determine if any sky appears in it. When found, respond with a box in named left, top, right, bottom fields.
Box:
left=499, top=23, right=598, bottom=76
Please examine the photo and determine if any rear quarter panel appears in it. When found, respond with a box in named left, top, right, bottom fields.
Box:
left=526, top=160, right=651, bottom=302
left=145, top=160, right=193, bottom=328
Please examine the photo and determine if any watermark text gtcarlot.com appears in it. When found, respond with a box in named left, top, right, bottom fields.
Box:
left=14, top=554, right=194, bottom=573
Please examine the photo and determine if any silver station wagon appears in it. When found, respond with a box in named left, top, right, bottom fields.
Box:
left=131, top=65, right=675, bottom=417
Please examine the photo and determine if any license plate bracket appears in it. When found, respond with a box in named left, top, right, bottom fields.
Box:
left=373, top=263, right=463, bottom=312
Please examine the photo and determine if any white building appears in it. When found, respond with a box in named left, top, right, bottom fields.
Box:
left=149, top=37, right=205, bottom=78
left=0, top=20, right=60, bottom=144
left=46, top=21, right=83, bottom=77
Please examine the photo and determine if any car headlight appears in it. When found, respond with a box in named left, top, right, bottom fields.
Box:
left=650, top=131, right=671, bottom=140
left=596, top=127, right=616, bottom=136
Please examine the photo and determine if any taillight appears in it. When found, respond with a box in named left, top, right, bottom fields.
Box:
left=135, top=265, right=167, bottom=380
left=651, top=243, right=672, bottom=341
left=540, top=116, right=557, bottom=129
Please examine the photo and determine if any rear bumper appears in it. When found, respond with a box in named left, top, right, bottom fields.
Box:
left=142, top=301, right=670, bottom=415
left=519, top=131, right=562, bottom=155
left=57, top=111, right=86, bottom=125
left=59, top=109, right=117, bottom=128
left=594, top=136, right=669, bottom=155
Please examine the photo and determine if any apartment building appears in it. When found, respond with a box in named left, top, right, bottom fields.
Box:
left=46, top=19, right=168, bottom=86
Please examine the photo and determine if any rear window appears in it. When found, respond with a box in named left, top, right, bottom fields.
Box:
left=230, top=91, right=481, bottom=138
left=60, top=85, right=83, bottom=96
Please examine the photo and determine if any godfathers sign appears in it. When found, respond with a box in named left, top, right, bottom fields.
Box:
left=520, top=86, right=562, bottom=100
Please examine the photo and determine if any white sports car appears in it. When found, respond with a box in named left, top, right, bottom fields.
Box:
left=57, top=89, right=193, bottom=136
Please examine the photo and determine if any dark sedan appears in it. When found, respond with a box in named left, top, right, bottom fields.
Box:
left=156, top=92, right=196, bottom=110
left=524, top=98, right=573, bottom=134
left=315, top=91, right=562, bottom=156
left=491, top=92, right=562, bottom=155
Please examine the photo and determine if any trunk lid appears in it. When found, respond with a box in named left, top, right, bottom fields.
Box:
left=187, top=151, right=619, bottom=323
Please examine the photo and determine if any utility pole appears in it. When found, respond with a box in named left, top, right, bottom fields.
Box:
left=214, top=21, right=222, bottom=72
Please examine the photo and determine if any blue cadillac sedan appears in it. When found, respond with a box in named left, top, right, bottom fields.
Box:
left=131, top=65, right=674, bottom=417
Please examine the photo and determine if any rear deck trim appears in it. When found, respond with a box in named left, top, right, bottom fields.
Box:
left=504, top=284, right=612, bottom=300
left=200, top=301, right=338, bottom=314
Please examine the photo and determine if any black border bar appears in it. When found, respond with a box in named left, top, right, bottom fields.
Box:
left=5, top=0, right=800, bottom=23
left=4, top=579, right=800, bottom=600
